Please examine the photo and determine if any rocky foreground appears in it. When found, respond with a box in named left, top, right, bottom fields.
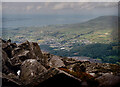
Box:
left=1, top=39, right=120, bottom=87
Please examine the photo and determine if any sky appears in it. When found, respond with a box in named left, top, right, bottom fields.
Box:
left=2, top=2, right=118, bottom=16
left=1, top=0, right=120, bottom=2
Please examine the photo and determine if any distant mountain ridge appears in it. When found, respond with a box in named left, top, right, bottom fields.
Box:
left=54, top=16, right=118, bottom=32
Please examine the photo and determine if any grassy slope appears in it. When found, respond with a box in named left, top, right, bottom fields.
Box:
left=3, top=16, right=118, bottom=44
left=3, top=16, right=119, bottom=64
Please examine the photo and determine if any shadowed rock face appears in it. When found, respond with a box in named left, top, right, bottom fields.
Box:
left=1, top=39, right=120, bottom=87
left=2, top=50, right=14, bottom=74
left=38, top=73, right=82, bottom=87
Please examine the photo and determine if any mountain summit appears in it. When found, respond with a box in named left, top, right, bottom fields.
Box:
left=1, top=39, right=120, bottom=87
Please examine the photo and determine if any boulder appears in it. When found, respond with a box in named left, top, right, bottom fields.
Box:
left=1, top=72, right=21, bottom=87
left=11, top=48, right=36, bottom=66
left=10, top=56, right=22, bottom=66
left=11, top=41, right=45, bottom=66
left=23, top=68, right=81, bottom=87
left=42, top=51, right=52, bottom=68
left=29, top=42, right=43, bottom=60
left=17, top=41, right=43, bottom=60
left=96, top=73, right=120, bottom=87
left=37, top=68, right=81, bottom=87
left=17, top=41, right=46, bottom=66
left=2, top=39, right=17, bottom=58
left=11, top=47, right=24, bottom=57
left=72, top=63, right=86, bottom=72
left=17, top=40, right=31, bottom=50
left=17, top=50, right=35, bottom=61
left=48, top=55, right=65, bottom=68
left=20, top=59, right=47, bottom=85
left=2, top=50, right=14, bottom=74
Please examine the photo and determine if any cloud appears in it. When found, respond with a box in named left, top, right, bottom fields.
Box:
left=2, top=0, right=119, bottom=2
left=45, top=2, right=50, bottom=7
left=36, top=6, right=42, bottom=10
left=2, top=2, right=118, bottom=15
left=26, top=5, right=33, bottom=11
left=0, top=3, right=2, bottom=11
left=76, top=2, right=117, bottom=10
left=51, top=2, right=117, bottom=11
left=53, top=3, right=66, bottom=10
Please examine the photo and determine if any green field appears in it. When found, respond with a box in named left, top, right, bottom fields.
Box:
left=3, top=16, right=120, bottom=64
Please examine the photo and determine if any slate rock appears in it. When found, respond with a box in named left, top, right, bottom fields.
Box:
left=20, top=59, right=47, bottom=85
left=48, top=55, right=65, bottom=68
left=73, top=64, right=86, bottom=72
left=17, top=41, right=46, bottom=66
left=96, top=73, right=120, bottom=87
left=2, top=40, right=17, bottom=58
left=2, top=50, right=14, bottom=74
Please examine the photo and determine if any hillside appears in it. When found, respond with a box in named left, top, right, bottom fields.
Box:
left=57, top=16, right=117, bottom=31
left=4, top=16, right=118, bottom=44
left=3, top=16, right=119, bottom=64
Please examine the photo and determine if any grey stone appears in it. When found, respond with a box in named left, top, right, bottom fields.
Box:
left=96, top=73, right=120, bottom=87
left=20, top=59, right=47, bottom=85
left=48, top=55, right=65, bottom=68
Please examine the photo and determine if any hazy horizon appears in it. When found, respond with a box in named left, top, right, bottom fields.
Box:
left=2, top=2, right=118, bottom=28
left=2, top=2, right=118, bottom=15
